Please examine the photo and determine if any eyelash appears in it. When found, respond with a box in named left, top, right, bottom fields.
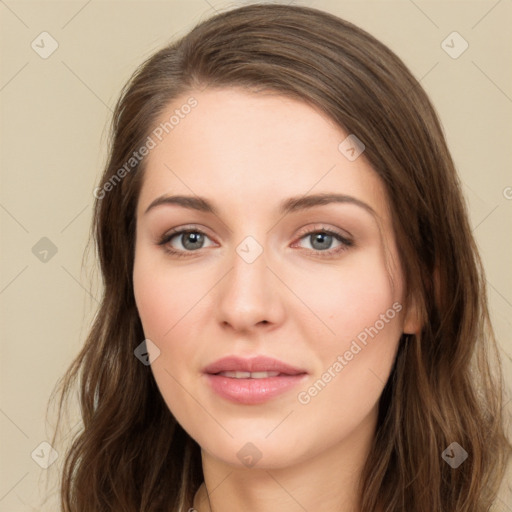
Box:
left=157, top=224, right=354, bottom=259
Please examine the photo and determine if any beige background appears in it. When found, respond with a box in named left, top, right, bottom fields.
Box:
left=1, top=1, right=511, bottom=510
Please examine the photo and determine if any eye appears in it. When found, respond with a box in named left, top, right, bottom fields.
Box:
left=293, top=226, right=353, bottom=257
left=158, top=227, right=215, bottom=256
left=157, top=224, right=353, bottom=258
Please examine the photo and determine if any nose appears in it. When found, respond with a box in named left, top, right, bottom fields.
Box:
left=215, top=240, right=286, bottom=333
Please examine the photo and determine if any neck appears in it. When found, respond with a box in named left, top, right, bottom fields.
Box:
left=193, top=406, right=377, bottom=512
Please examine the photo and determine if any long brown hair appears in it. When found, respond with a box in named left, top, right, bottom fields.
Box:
left=49, top=4, right=511, bottom=511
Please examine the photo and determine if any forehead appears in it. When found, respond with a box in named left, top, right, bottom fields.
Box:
left=137, top=87, right=390, bottom=223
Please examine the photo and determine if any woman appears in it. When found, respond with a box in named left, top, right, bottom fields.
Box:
left=51, top=4, right=511, bottom=511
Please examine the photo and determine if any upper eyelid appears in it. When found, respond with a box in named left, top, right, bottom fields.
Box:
left=160, top=224, right=349, bottom=237
left=160, top=225, right=214, bottom=242
left=295, top=223, right=352, bottom=240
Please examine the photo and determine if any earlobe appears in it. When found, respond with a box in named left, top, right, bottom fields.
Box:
left=402, top=291, right=423, bottom=335
left=402, top=267, right=438, bottom=335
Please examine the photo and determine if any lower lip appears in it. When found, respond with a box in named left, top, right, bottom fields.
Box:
left=205, top=373, right=307, bottom=405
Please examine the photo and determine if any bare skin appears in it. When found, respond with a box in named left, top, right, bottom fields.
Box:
left=133, top=87, right=420, bottom=512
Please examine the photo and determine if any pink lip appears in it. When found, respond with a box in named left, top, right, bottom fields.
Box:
left=203, top=355, right=306, bottom=375
left=203, top=356, right=308, bottom=405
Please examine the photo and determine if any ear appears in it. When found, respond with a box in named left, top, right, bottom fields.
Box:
left=402, top=266, right=438, bottom=335
left=402, top=290, right=423, bottom=335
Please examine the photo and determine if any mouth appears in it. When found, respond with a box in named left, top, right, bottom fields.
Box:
left=203, top=356, right=308, bottom=405
left=215, top=370, right=283, bottom=378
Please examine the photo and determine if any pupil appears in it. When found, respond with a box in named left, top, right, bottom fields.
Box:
left=184, top=232, right=203, bottom=249
left=312, top=233, right=331, bottom=250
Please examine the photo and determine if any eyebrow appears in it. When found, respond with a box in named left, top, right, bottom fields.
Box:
left=143, top=192, right=377, bottom=218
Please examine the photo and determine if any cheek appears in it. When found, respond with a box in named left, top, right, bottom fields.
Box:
left=295, top=316, right=400, bottom=452
left=133, top=246, right=205, bottom=340
left=292, top=247, right=403, bottom=412
left=133, top=251, right=208, bottom=430
left=132, top=244, right=216, bottom=381
left=293, top=246, right=401, bottom=347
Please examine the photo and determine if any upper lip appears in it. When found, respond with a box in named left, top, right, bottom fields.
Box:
left=203, top=356, right=307, bottom=375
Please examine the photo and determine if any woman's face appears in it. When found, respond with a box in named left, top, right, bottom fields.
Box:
left=133, top=87, right=419, bottom=469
